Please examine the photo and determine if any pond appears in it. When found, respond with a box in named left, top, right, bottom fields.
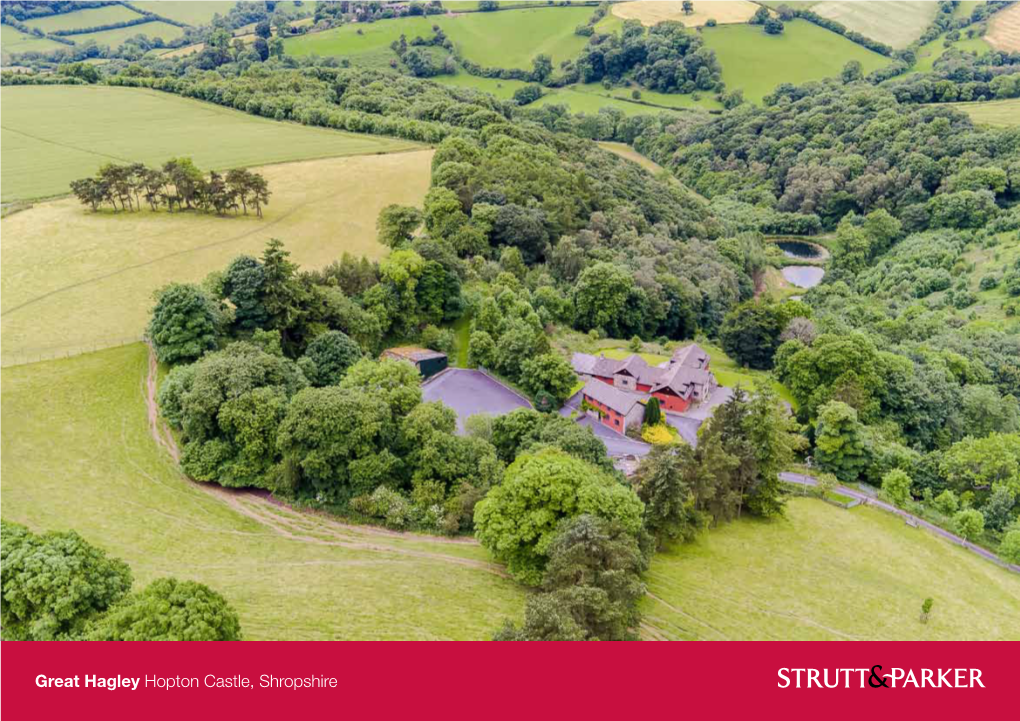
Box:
left=777, top=240, right=824, bottom=259
left=781, top=265, right=825, bottom=289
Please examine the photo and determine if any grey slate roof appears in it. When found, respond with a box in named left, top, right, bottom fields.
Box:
left=671, top=343, right=710, bottom=370
left=582, top=379, right=644, bottom=415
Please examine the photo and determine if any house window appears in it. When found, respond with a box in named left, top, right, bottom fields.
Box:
left=614, top=419, right=620, bottom=426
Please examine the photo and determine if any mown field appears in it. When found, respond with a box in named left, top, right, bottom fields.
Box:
left=986, top=1, right=1020, bottom=52
left=0, top=85, right=420, bottom=202
left=1, top=149, right=432, bottom=362
left=811, top=1, right=938, bottom=49
left=285, top=6, right=592, bottom=69
left=644, top=497, right=1020, bottom=640
left=701, top=19, right=890, bottom=103
left=610, top=0, right=760, bottom=27
left=952, top=97, right=1020, bottom=127
left=0, top=345, right=524, bottom=640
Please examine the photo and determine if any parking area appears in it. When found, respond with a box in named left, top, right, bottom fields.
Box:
left=422, top=368, right=531, bottom=432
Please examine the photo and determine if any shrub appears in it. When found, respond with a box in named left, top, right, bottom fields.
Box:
left=933, top=489, right=959, bottom=516
left=952, top=508, right=985, bottom=541
left=641, top=423, right=676, bottom=445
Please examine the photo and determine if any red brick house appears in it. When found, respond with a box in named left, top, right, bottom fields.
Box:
left=581, top=379, right=645, bottom=434
left=572, top=343, right=717, bottom=417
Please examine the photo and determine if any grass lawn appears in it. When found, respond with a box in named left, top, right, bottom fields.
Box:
left=68, top=21, right=186, bottom=48
left=0, top=345, right=524, bottom=640
left=452, top=313, right=472, bottom=367
left=951, top=97, right=1020, bottom=127
left=1, top=150, right=433, bottom=362
left=811, top=1, right=938, bottom=49
left=286, top=6, right=592, bottom=69
left=702, top=19, right=890, bottom=103
left=611, top=1, right=760, bottom=27
left=0, top=85, right=421, bottom=202
left=23, top=5, right=143, bottom=33
left=642, top=497, right=1020, bottom=640
left=1, top=25, right=67, bottom=54
left=133, top=1, right=239, bottom=26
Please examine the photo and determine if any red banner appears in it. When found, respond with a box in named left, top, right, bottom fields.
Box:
left=1, top=641, right=1014, bottom=718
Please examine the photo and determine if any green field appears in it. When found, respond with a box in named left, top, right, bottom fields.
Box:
left=433, top=72, right=529, bottom=99
left=644, top=497, right=1020, bottom=640
left=0, top=85, right=431, bottom=359
left=951, top=97, right=1020, bottom=127
left=913, top=32, right=991, bottom=73
left=70, top=20, right=186, bottom=48
left=133, top=1, right=238, bottom=25
left=1, top=149, right=432, bottom=361
left=0, top=85, right=421, bottom=202
left=811, top=1, right=938, bottom=49
left=581, top=83, right=723, bottom=111
left=1, top=24, right=66, bottom=54
left=702, top=19, right=890, bottom=103
left=23, top=5, right=144, bottom=33
left=286, top=6, right=592, bottom=69
left=6, top=345, right=1015, bottom=640
left=0, top=345, right=523, bottom=640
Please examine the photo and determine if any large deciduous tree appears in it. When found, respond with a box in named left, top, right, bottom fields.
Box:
left=474, top=448, right=644, bottom=585
left=148, top=283, right=220, bottom=365
left=0, top=522, right=132, bottom=641
left=87, top=578, right=241, bottom=641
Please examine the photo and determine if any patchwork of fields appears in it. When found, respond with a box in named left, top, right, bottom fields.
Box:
left=644, top=497, right=1020, bottom=640
left=0, top=345, right=524, bottom=640
left=285, top=6, right=593, bottom=69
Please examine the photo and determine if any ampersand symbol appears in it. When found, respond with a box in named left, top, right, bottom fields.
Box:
left=869, top=665, right=889, bottom=688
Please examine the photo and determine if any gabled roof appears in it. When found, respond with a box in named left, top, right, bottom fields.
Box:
left=651, top=365, right=714, bottom=397
left=571, top=352, right=598, bottom=376
left=671, top=343, right=710, bottom=370
left=582, top=380, right=644, bottom=415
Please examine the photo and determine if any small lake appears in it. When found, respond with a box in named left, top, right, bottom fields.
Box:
left=781, top=265, right=825, bottom=289
left=777, top=240, right=824, bottom=260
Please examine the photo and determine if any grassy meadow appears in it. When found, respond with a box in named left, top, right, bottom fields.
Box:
left=0, top=345, right=524, bottom=640
left=68, top=21, right=186, bottom=48
left=22, top=5, right=144, bottom=33
left=811, top=1, right=938, bottom=48
left=644, top=497, right=1020, bottom=640
left=702, top=19, right=890, bottom=103
left=952, top=97, right=1020, bottom=127
left=1, top=150, right=433, bottom=361
left=1, top=24, right=66, bottom=55
left=285, top=6, right=592, bottom=69
left=0, top=85, right=420, bottom=202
